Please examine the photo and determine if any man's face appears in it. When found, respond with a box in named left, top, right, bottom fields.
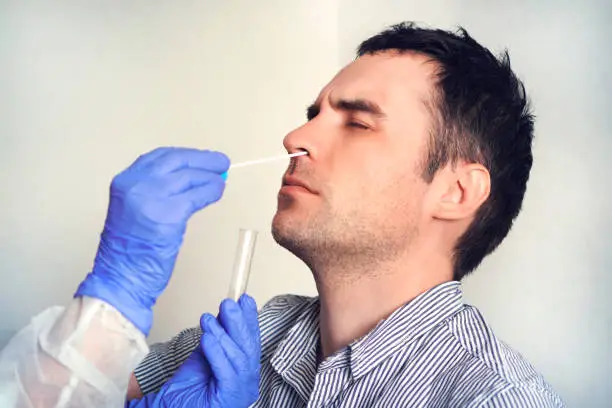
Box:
left=272, top=51, right=437, bottom=269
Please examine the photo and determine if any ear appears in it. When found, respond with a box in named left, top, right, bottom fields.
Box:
left=432, top=163, right=490, bottom=221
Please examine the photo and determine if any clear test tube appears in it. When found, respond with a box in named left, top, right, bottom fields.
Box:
left=227, top=228, right=258, bottom=301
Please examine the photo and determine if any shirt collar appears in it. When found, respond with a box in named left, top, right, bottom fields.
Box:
left=270, top=281, right=464, bottom=391
left=270, top=297, right=321, bottom=401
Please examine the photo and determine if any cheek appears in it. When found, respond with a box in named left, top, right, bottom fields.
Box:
left=325, top=145, right=425, bottom=215
left=354, top=171, right=426, bottom=221
left=330, top=170, right=406, bottom=217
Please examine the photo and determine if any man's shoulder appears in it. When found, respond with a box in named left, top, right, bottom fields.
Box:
left=478, top=384, right=566, bottom=408
left=447, top=305, right=544, bottom=381
left=438, top=305, right=565, bottom=406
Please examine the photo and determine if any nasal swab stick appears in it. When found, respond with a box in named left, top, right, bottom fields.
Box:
left=230, top=151, right=307, bottom=168
left=222, top=151, right=307, bottom=179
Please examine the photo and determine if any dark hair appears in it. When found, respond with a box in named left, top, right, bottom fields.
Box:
left=358, top=22, right=535, bottom=280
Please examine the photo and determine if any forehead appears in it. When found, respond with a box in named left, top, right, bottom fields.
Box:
left=316, top=51, right=437, bottom=113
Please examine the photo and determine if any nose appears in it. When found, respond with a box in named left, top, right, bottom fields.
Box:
left=283, top=121, right=316, bottom=159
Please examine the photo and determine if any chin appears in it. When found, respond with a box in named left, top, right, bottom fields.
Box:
left=271, top=194, right=324, bottom=261
left=271, top=224, right=314, bottom=271
left=271, top=210, right=291, bottom=244
left=272, top=209, right=307, bottom=253
left=273, top=192, right=304, bottom=228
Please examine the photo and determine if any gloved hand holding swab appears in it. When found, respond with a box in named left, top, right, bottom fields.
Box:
left=221, top=151, right=307, bottom=180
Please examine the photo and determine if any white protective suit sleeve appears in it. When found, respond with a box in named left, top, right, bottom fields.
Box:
left=0, top=296, right=149, bottom=408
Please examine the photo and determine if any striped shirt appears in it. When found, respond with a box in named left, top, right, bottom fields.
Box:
left=134, top=281, right=564, bottom=407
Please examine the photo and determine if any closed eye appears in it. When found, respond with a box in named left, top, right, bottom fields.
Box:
left=348, top=122, right=370, bottom=130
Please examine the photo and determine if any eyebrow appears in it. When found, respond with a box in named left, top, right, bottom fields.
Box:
left=306, top=98, right=386, bottom=120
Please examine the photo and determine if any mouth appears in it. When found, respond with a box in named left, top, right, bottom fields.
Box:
left=281, top=175, right=316, bottom=195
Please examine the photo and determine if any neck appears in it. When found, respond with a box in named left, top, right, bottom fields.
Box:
left=313, top=244, right=452, bottom=360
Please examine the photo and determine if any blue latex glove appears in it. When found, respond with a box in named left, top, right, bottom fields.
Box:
left=75, top=147, right=230, bottom=335
left=126, top=294, right=261, bottom=408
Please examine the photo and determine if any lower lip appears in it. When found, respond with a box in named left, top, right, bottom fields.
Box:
left=280, top=185, right=312, bottom=194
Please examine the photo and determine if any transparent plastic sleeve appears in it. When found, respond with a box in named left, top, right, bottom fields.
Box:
left=0, top=296, right=148, bottom=408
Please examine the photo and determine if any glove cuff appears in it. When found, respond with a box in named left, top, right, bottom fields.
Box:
left=75, top=273, right=154, bottom=336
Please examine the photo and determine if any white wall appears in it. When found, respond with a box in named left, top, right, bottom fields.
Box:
left=339, top=1, right=612, bottom=406
left=1, top=1, right=610, bottom=406
left=0, top=0, right=336, bottom=340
